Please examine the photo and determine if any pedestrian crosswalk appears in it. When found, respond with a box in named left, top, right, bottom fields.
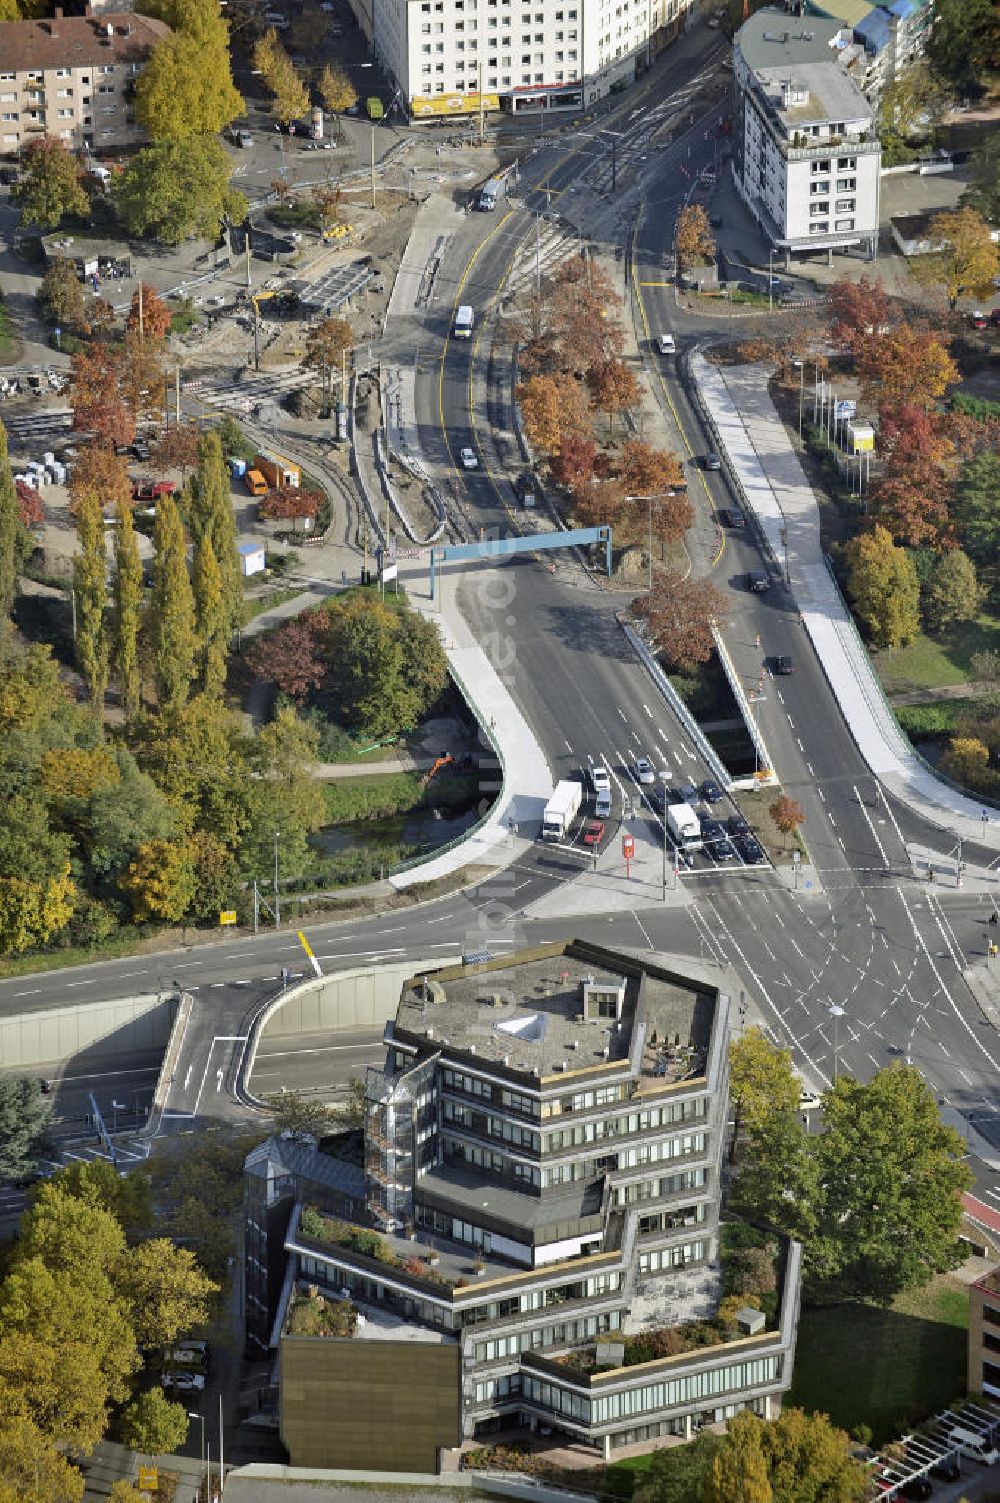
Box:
left=185, top=368, right=314, bottom=413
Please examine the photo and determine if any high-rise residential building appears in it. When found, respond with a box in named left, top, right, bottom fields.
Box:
left=244, top=940, right=801, bottom=1471
left=732, top=8, right=881, bottom=261
left=348, top=0, right=694, bottom=119
left=0, top=7, right=170, bottom=158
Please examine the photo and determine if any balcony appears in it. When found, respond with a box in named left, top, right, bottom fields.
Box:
left=782, top=134, right=880, bottom=162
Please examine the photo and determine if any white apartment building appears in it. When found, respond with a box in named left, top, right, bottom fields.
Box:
left=0, top=8, right=170, bottom=158
left=733, top=8, right=881, bottom=261
left=356, top=0, right=692, bottom=117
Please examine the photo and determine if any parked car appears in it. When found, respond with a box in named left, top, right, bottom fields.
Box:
left=929, top=1458, right=960, bottom=1482
left=162, top=1372, right=205, bottom=1394
left=582, top=819, right=605, bottom=846
left=706, top=836, right=735, bottom=861
left=970, top=310, right=989, bottom=330
left=901, top=1480, right=932, bottom=1501
left=727, top=812, right=750, bottom=838
left=635, top=757, right=655, bottom=785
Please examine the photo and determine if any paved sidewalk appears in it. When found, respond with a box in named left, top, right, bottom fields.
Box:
left=691, top=354, right=1000, bottom=853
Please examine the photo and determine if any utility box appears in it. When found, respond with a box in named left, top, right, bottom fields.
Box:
left=845, top=421, right=874, bottom=454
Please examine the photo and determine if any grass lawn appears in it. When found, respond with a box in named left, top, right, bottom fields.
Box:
left=785, top=1276, right=969, bottom=1444
left=0, top=295, right=22, bottom=361
left=242, top=588, right=304, bottom=622
left=875, top=614, right=1000, bottom=695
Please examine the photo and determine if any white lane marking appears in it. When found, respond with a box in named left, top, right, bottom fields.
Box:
left=634, top=914, right=654, bottom=950
left=853, top=784, right=889, bottom=866
left=897, top=885, right=1000, bottom=1076
left=796, top=738, right=805, bottom=753
left=818, top=788, right=826, bottom=802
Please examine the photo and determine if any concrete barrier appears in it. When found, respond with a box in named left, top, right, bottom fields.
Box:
left=0, top=990, right=178, bottom=1069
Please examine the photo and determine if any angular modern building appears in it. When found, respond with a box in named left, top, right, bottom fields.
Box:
left=244, top=941, right=801, bottom=1469
left=732, top=8, right=881, bottom=261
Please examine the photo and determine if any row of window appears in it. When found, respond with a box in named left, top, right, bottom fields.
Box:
left=443, top=1099, right=540, bottom=1151
left=613, top=1167, right=706, bottom=1207
left=590, top=1355, right=782, bottom=1425
left=419, top=0, right=578, bottom=8
left=441, top=1067, right=636, bottom=1120
left=809, top=156, right=859, bottom=174
left=474, top=1309, right=620, bottom=1365
left=637, top=1237, right=707, bottom=1274
left=442, top=1133, right=539, bottom=1183
left=0, top=66, right=117, bottom=81
left=807, top=220, right=855, bottom=235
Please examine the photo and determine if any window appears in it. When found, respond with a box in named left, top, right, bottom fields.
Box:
left=809, top=222, right=829, bottom=234
left=0, top=112, right=17, bottom=122
left=810, top=160, right=830, bottom=174
left=836, top=176, right=855, bottom=191
left=55, top=67, right=71, bottom=78
left=835, top=219, right=854, bottom=231
left=809, top=202, right=828, bottom=217
left=835, top=198, right=855, bottom=212
left=58, top=107, right=73, bottom=117
left=0, top=73, right=14, bottom=82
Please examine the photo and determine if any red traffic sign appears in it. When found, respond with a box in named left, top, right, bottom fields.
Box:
left=622, top=834, right=635, bottom=860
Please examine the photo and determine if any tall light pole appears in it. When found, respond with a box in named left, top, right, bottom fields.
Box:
left=625, top=491, right=672, bottom=595
left=273, top=829, right=281, bottom=929
left=768, top=247, right=776, bottom=312
left=188, top=1411, right=206, bottom=1499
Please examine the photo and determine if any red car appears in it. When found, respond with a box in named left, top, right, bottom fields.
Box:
left=970, top=310, right=989, bottom=330
left=582, top=819, right=605, bottom=846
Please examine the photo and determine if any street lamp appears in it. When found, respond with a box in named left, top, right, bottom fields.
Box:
left=273, top=829, right=281, bottom=929
left=625, top=491, right=674, bottom=595
left=768, top=247, right=776, bottom=312
left=188, top=1411, right=206, bottom=1499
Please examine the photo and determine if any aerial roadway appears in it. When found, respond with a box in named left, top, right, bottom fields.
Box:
left=3, top=27, right=999, bottom=1211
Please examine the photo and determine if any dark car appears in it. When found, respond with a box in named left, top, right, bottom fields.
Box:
left=736, top=834, right=766, bottom=865
left=701, top=819, right=725, bottom=842
left=901, top=1480, right=932, bottom=1501
left=703, top=452, right=722, bottom=471
left=700, top=778, right=724, bottom=804
left=673, top=782, right=699, bottom=804
left=649, top=785, right=667, bottom=812
left=929, top=1458, right=959, bottom=1482
left=707, top=836, right=735, bottom=862
left=746, top=571, right=769, bottom=593
left=719, top=508, right=746, bottom=529
left=728, top=812, right=751, bottom=838
left=773, top=655, right=795, bottom=675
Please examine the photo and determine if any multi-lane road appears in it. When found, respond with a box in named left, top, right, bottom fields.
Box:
left=5, top=27, right=1000, bottom=1211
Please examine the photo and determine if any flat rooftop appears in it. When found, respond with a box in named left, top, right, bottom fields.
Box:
left=757, top=60, right=872, bottom=129
left=737, top=7, right=842, bottom=71
left=395, top=943, right=713, bottom=1083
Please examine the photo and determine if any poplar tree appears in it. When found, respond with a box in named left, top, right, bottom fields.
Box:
left=190, top=430, right=241, bottom=634
left=150, top=492, right=196, bottom=714
left=193, top=534, right=227, bottom=698
left=0, top=417, right=19, bottom=619
left=73, top=487, right=109, bottom=717
left=113, top=498, right=144, bottom=723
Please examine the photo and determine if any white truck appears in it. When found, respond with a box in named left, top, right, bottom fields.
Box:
left=454, top=304, right=474, bottom=338
left=666, top=802, right=702, bottom=852
left=542, top=779, right=583, bottom=842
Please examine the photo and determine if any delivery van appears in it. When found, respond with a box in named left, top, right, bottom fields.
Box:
left=947, top=1427, right=999, bottom=1465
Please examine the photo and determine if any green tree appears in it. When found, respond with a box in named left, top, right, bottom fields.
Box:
left=0, top=1076, right=52, bottom=1181
left=265, top=1088, right=338, bottom=1138
left=120, top=1387, right=189, bottom=1459
left=0, top=1399, right=85, bottom=1503
left=119, top=837, right=196, bottom=922
left=48, top=1160, right=153, bottom=1240
left=243, top=705, right=322, bottom=879
left=922, top=548, right=982, bottom=631
left=87, top=751, right=178, bottom=882
left=113, top=498, right=144, bottom=723
left=73, top=488, right=109, bottom=717
left=0, top=867, right=77, bottom=955
left=956, top=451, right=1000, bottom=596
left=13, top=136, right=88, bottom=228
left=963, top=133, right=1000, bottom=224
left=324, top=594, right=411, bottom=737
left=189, top=430, right=241, bottom=632
left=705, top=1411, right=772, bottom=1503
left=759, top=1407, right=868, bottom=1503
left=729, top=1028, right=800, bottom=1152
left=0, top=418, right=19, bottom=619
left=877, top=62, right=944, bottom=163
left=149, top=491, right=196, bottom=714
left=912, top=206, right=1000, bottom=309
left=927, top=0, right=1000, bottom=97
left=732, top=1105, right=818, bottom=1241
left=807, top=1064, right=972, bottom=1300
left=18, top=1181, right=126, bottom=1276
left=114, top=136, right=248, bottom=246
left=192, top=535, right=228, bottom=697
left=116, top=1238, right=217, bottom=1349
left=135, top=31, right=243, bottom=142
left=253, top=30, right=309, bottom=124
left=131, top=695, right=254, bottom=847
left=637, top=1432, right=721, bottom=1503
left=37, top=255, right=87, bottom=332
left=844, top=525, right=920, bottom=648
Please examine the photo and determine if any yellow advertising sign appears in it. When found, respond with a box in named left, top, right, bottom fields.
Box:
left=410, top=91, right=500, bottom=118
left=219, top=910, right=238, bottom=926
left=137, top=1466, right=158, bottom=1491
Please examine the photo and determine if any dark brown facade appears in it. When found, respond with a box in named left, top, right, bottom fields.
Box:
left=279, top=1336, right=462, bottom=1473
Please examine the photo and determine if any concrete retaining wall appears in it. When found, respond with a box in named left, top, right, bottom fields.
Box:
left=0, top=991, right=178, bottom=1069
left=260, top=958, right=436, bottom=1039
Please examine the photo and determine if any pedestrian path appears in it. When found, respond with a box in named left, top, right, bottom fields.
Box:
left=691, top=354, right=1000, bottom=853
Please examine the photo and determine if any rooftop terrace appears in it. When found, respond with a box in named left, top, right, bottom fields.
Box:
left=394, top=943, right=713, bottom=1084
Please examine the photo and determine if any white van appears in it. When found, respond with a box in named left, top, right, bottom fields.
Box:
left=948, top=1427, right=998, bottom=1465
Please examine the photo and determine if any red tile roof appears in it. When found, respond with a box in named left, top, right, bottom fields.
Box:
left=0, top=11, right=171, bottom=72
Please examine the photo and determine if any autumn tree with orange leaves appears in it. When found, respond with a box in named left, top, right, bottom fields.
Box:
left=587, top=358, right=641, bottom=433
left=856, top=326, right=958, bottom=410
left=516, top=373, right=592, bottom=455
left=68, top=446, right=133, bottom=518
left=634, top=570, right=727, bottom=672
left=868, top=404, right=959, bottom=548
left=125, top=283, right=172, bottom=344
